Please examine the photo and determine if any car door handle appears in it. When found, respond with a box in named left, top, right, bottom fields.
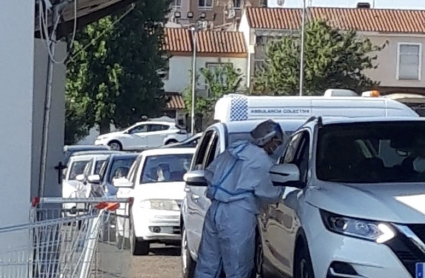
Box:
left=184, top=187, right=191, bottom=192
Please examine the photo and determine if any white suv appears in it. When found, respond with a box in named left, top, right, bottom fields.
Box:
left=263, top=116, right=425, bottom=278
left=95, top=121, right=188, bottom=151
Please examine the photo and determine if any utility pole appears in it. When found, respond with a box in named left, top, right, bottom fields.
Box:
left=299, top=0, right=306, bottom=96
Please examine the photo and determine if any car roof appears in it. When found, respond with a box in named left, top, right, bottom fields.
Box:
left=64, top=145, right=109, bottom=151
left=319, top=116, right=425, bottom=125
left=109, top=153, right=139, bottom=159
left=69, top=154, right=112, bottom=161
left=134, top=121, right=175, bottom=126
left=141, top=148, right=196, bottom=156
left=71, top=150, right=121, bottom=156
left=223, top=119, right=309, bottom=133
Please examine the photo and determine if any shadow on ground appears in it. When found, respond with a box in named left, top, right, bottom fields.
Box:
left=149, top=246, right=181, bottom=257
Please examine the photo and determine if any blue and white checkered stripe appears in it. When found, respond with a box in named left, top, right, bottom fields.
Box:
left=230, top=95, right=248, bottom=121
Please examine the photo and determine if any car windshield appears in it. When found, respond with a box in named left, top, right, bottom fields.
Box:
left=316, top=121, right=425, bottom=183
left=141, top=153, right=193, bottom=183
left=68, top=160, right=90, bottom=180
left=107, top=157, right=137, bottom=183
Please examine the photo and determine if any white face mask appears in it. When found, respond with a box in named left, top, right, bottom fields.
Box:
left=413, top=157, right=425, bottom=173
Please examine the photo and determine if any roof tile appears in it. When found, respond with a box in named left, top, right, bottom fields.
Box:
left=246, top=7, right=425, bottom=33
left=164, top=28, right=247, bottom=54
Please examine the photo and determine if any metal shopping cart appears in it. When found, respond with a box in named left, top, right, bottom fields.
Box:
left=0, top=197, right=133, bottom=278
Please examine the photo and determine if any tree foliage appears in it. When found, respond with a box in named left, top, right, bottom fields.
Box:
left=183, top=64, right=244, bottom=128
left=253, top=20, right=386, bottom=96
left=183, top=63, right=245, bottom=114
left=65, top=0, right=170, bottom=143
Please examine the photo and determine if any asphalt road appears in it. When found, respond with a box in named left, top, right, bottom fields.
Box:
left=130, top=244, right=182, bottom=278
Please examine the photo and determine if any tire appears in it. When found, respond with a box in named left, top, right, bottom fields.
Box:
left=133, top=238, right=150, bottom=256
left=165, top=139, right=178, bottom=145
left=294, top=243, right=315, bottom=278
left=255, top=231, right=264, bottom=278
left=181, top=225, right=196, bottom=278
left=108, top=140, right=122, bottom=151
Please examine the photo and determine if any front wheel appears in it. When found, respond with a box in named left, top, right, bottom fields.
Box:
left=181, top=225, right=196, bottom=278
left=165, top=139, right=178, bottom=145
left=294, top=243, right=315, bottom=278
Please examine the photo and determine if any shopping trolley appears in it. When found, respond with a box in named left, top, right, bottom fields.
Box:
left=0, top=197, right=133, bottom=278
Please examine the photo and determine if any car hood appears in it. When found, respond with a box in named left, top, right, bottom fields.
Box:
left=99, top=131, right=124, bottom=138
left=305, top=181, right=425, bottom=223
left=134, top=181, right=185, bottom=201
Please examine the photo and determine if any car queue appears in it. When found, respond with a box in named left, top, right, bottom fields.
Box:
left=63, top=89, right=425, bottom=278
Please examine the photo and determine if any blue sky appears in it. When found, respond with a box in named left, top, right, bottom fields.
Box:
left=267, top=0, right=425, bottom=9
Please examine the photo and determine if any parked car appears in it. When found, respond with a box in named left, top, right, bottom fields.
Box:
left=180, top=119, right=306, bottom=277
left=256, top=116, right=425, bottom=278
left=63, top=144, right=109, bottom=165
left=114, top=148, right=195, bottom=255
left=161, top=133, right=202, bottom=149
left=62, top=151, right=119, bottom=215
left=94, top=121, right=189, bottom=151
left=87, top=153, right=138, bottom=197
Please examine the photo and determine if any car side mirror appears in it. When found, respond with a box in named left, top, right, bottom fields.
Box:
left=113, top=178, right=133, bottom=188
left=184, top=170, right=208, bottom=187
left=269, top=164, right=303, bottom=188
left=76, top=174, right=85, bottom=182
left=88, top=174, right=101, bottom=184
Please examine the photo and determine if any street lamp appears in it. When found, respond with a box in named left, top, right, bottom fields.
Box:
left=174, top=11, right=207, bottom=135
left=299, top=0, right=306, bottom=96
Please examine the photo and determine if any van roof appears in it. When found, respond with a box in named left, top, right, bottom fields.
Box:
left=214, top=94, right=418, bottom=122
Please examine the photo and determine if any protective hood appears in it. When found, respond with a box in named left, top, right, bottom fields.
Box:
left=306, top=181, right=425, bottom=224
left=227, top=140, right=258, bottom=160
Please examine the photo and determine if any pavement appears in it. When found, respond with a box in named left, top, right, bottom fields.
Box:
left=129, top=244, right=181, bottom=278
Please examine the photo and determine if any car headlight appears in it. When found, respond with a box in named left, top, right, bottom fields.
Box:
left=140, top=199, right=180, bottom=211
left=320, top=210, right=396, bottom=244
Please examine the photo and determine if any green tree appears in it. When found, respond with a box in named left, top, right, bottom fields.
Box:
left=65, top=0, right=170, bottom=143
left=253, top=20, right=386, bottom=96
left=183, top=63, right=244, bottom=129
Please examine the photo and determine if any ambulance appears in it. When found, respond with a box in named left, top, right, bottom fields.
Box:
left=214, top=89, right=418, bottom=122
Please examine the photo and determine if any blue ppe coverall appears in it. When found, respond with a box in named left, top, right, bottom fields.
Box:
left=195, top=140, right=284, bottom=278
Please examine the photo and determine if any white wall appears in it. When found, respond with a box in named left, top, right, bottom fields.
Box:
left=0, top=0, right=34, bottom=270
left=164, top=55, right=248, bottom=94
left=32, top=39, right=67, bottom=199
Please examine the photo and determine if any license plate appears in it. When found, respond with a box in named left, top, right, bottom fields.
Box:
left=416, top=263, right=425, bottom=278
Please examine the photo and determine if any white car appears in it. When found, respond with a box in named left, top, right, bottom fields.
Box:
left=94, top=121, right=189, bottom=151
left=115, top=148, right=195, bottom=255
left=62, top=151, right=116, bottom=214
left=258, top=117, right=425, bottom=278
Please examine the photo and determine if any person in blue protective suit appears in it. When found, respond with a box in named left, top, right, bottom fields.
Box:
left=195, top=119, right=286, bottom=278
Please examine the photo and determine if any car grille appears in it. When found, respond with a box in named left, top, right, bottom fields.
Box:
left=385, top=224, right=425, bottom=278
left=409, top=224, right=425, bottom=243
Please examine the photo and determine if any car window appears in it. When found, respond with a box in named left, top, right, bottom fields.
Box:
left=149, top=124, right=169, bottom=131
left=68, top=160, right=90, bottom=180
left=204, top=133, right=219, bottom=168
left=108, top=157, right=137, bottom=183
left=140, top=153, right=194, bottom=183
left=128, top=156, right=142, bottom=185
left=293, top=133, right=310, bottom=183
left=193, top=130, right=214, bottom=170
left=129, top=124, right=148, bottom=134
left=316, top=121, right=425, bottom=183
left=94, top=159, right=107, bottom=175
left=282, top=133, right=303, bottom=164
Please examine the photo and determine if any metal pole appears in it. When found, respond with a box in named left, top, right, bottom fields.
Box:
left=39, top=5, right=59, bottom=198
left=191, top=28, right=197, bottom=135
left=299, top=0, right=306, bottom=96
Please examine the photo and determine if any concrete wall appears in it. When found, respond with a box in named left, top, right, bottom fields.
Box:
left=0, top=0, right=34, bottom=269
left=164, top=55, right=248, bottom=95
left=32, top=39, right=67, bottom=199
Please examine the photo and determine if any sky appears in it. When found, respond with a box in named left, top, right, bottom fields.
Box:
left=267, top=0, right=425, bottom=9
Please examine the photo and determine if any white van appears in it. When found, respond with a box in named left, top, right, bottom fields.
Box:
left=214, top=93, right=418, bottom=122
